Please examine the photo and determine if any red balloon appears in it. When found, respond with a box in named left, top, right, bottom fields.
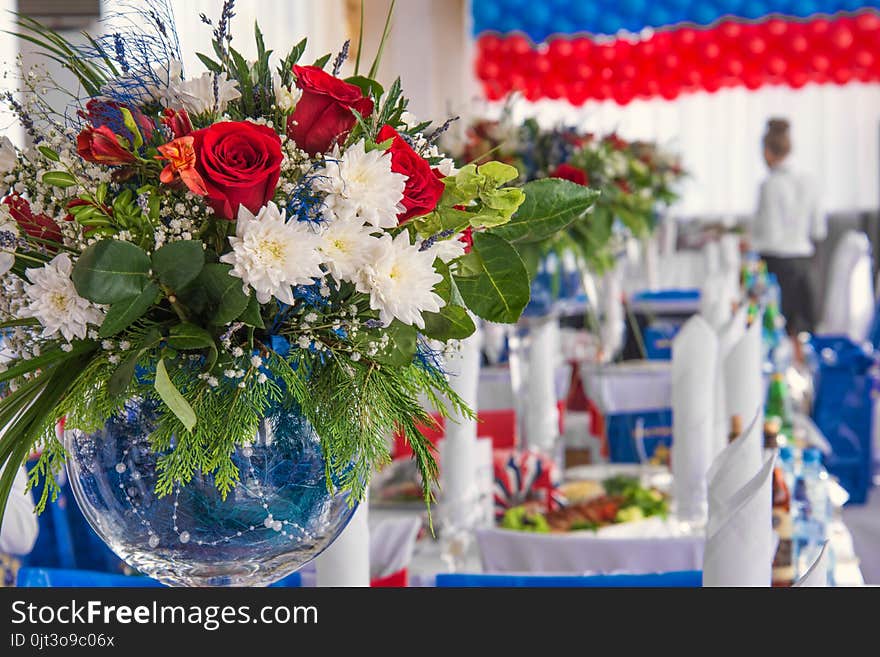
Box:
left=767, top=56, right=787, bottom=77
left=832, top=67, right=853, bottom=84
left=811, top=54, right=831, bottom=73
left=613, top=82, right=635, bottom=105
left=677, top=28, right=698, bottom=46
left=659, top=80, right=679, bottom=100
left=479, top=35, right=502, bottom=55
left=599, top=65, right=614, bottom=82
left=620, top=63, right=638, bottom=79
left=663, top=52, right=680, bottom=70
left=548, top=38, right=574, bottom=59
left=725, top=57, right=745, bottom=76
left=786, top=69, right=809, bottom=89
left=573, top=39, right=593, bottom=59
left=855, top=11, right=880, bottom=33
left=703, top=42, right=721, bottom=60
left=567, top=81, right=590, bottom=105
left=789, top=34, right=809, bottom=54
left=720, top=21, right=743, bottom=41
left=831, top=26, right=854, bottom=50
left=747, top=36, right=767, bottom=56
left=766, top=19, right=788, bottom=37
left=855, top=49, right=875, bottom=69
left=476, top=60, right=500, bottom=81
left=576, top=63, right=594, bottom=80
left=599, top=44, right=616, bottom=63
left=534, top=54, right=552, bottom=75
left=809, top=19, right=831, bottom=38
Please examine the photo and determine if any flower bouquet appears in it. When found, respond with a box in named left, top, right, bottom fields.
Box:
left=457, top=117, right=686, bottom=276
left=0, top=2, right=594, bottom=585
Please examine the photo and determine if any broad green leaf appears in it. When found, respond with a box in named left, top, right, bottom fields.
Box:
left=38, top=145, right=59, bottom=161
left=478, top=161, right=519, bottom=185
left=167, top=322, right=215, bottom=351
left=379, top=320, right=418, bottom=367
left=108, top=328, right=161, bottom=396
left=151, top=240, right=205, bottom=290
left=154, top=358, right=197, bottom=432
left=453, top=232, right=530, bottom=323
left=192, top=263, right=250, bottom=325
left=492, top=178, right=599, bottom=244
left=118, top=107, right=143, bottom=150
left=346, top=75, right=384, bottom=99
left=98, top=282, right=159, bottom=337
left=238, top=294, right=265, bottom=329
left=432, top=259, right=452, bottom=303
left=72, top=240, right=151, bottom=304
left=41, top=171, right=77, bottom=188
left=422, top=304, right=476, bottom=341
left=313, top=53, right=332, bottom=69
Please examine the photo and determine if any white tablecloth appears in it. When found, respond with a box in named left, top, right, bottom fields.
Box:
left=475, top=519, right=704, bottom=575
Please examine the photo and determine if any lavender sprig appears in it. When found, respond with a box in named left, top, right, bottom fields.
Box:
left=427, top=115, right=460, bottom=144
left=332, top=40, right=350, bottom=77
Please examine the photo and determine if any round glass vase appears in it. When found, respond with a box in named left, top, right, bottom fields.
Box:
left=63, top=398, right=357, bottom=587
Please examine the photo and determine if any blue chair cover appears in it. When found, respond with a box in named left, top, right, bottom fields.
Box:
left=435, top=570, right=702, bottom=587
left=16, top=567, right=303, bottom=588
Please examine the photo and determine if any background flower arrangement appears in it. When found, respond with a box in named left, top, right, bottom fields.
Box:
left=0, top=1, right=598, bottom=527
left=455, top=117, right=686, bottom=276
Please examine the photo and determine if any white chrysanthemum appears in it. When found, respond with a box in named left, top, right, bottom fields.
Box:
left=0, top=136, right=17, bottom=175
left=168, top=71, right=241, bottom=115
left=317, top=218, right=375, bottom=284
left=0, top=218, right=18, bottom=277
left=356, top=232, right=444, bottom=329
left=220, top=202, right=323, bottom=305
left=315, top=140, right=406, bottom=229
left=425, top=234, right=467, bottom=263
left=23, top=253, right=104, bottom=341
left=272, top=71, right=302, bottom=112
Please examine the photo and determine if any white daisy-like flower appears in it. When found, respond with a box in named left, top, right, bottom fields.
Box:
left=23, top=253, right=104, bottom=341
left=317, top=217, right=375, bottom=284
left=0, top=136, right=17, bottom=175
left=0, top=217, right=19, bottom=277
left=273, top=71, right=302, bottom=112
left=424, top=234, right=467, bottom=263
left=168, top=71, right=241, bottom=115
left=220, top=202, right=323, bottom=305
left=315, top=140, right=406, bottom=229
left=356, top=232, right=445, bottom=329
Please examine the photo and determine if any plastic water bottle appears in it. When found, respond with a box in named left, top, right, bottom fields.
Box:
left=790, top=476, right=820, bottom=580
left=801, top=448, right=830, bottom=541
left=778, top=445, right=797, bottom=492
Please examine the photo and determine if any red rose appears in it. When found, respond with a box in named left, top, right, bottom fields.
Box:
left=287, top=65, right=374, bottom=156
left=190, top=121, right=282, bottom=220
left=3, top=195, right=62, bottom=243
left=377, top=124, right=445, bottom=223
left=77, top=125, right=138, bottom=165
left=550, top=163, right=589, bottom=186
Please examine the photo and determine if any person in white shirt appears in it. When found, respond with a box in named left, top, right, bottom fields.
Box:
left=752, top=118, right=825, bottom=345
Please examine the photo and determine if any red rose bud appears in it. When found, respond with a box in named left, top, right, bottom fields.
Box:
left=191, top=121, right=283, bottom=220
left=161, top=108, right=193, bottom=138
left=287, top=65, right=374, bottom=156
left=550, top=163, right=589, bottom=186
left=3, top=195, right=62, bottom=244
left=377, top=124, right=445, bottom=223
left=77, top=125, right=138, bottom=165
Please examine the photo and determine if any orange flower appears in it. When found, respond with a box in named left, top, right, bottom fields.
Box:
left=156, top=136, right=208, bottom=195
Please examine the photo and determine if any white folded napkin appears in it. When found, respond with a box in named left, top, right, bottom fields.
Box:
left=723, top=313, right=764, bottom=426
left=711, top=306, right=748, bottom=459
left=706, top=409, right=764, bottom=536
left=703, top=453, right=776, bottom=587
left=793, top=541, right=830, bottom=587
left=671, top=315, right=719, bottom=525
left=369, top=517, right=422, bottom=579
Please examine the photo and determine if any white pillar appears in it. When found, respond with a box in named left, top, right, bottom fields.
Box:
left=524, top=317, right=560, bottom=454
left=315, top=498, right=370, bottom=587
left=440, top=324, right=482, bottom=528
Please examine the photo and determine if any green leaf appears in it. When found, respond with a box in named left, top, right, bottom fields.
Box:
left=453, top=232, right=530, bottom=323
left=191, top=263, right=250, bottom=325
left=345, top=75, right=384, bottom=99
left=196, top=52, right=223, bottom=73
left=313, top=53, right=332, bottom=69
left=118, top=107, right=143, bottom=150
left=37, top=145, right=59, bottom=161
left=478, top=161, right=519, bottom=185
left=151, top=240, right=205, bottom=290
left=379, top=320, right=418, bottom=367
left=167, top=323, right=215, bottom=351
left=238, top=294, right=265, bottom=329
left=41, top=171, right=76, bottom=188
left=108, top=328, right=161, bottom=396
left=154, top=358, right=197, bottom=432
left=422, top=304, right=476, bottom=341
left=98, top=282, right=159, bottom=338
left=492, top=178, right=599, bottom=244
left=71, top=239, right=151, bottom=304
